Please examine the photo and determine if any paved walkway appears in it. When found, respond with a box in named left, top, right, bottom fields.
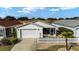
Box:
left=11, top=39, right=36, bottom=51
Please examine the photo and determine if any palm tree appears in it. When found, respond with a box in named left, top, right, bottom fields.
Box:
left=61, top=32, right=73, bottom=51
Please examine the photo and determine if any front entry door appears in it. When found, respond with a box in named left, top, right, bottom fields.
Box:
left=6, top=28, right=12, bottom=37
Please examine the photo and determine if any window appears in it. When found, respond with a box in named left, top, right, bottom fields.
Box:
left=0, top=30, right=3, bottom=33
left=0, top=29, right=4, bottom=36
left=43, top=28, right=50, bottom=34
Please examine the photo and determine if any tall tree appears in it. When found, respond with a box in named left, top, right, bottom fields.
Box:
left=46, top=18, right=57, bottom=23
left=71, top=17, right=79, bottom=19
left=58, top=18, right=64, bottom=20
left=37, top=18, right=45, bottom=20
left=65, top=17, right=79, bottom=20
left=31, top=17, right=36, bottom=20
left=4, top=16, right=16, bottom=20
left=17, top=17, right=29, bottom=21
left=47, top=18, right=57, bottom=20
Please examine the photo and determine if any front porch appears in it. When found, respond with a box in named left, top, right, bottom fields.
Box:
left=43, top=28, right=57, bottom=38
left=0, top=27, right=16, bottom=38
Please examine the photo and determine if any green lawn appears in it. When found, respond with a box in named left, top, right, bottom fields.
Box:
left=0, top=45, right=14, bottom=51
left=37, top=45, right=79, bottom=51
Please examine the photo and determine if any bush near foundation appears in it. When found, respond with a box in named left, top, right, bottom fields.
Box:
left=1, top=38, right=11, bottom=45
left=0, top=37, right=18, bottom=45
left=9, top=37, right=18, bottom=45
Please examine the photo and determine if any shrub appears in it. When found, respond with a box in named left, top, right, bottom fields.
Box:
left=1, top=38, right=11, bottom=45
left=12, top=28, right=17, bottom=38
left=1, top=38, right=18, bottom=45
left=9, top=38, right=18, bottom=45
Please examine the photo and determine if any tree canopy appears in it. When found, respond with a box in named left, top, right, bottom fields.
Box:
left=0, top=16, right=79, bottom=21
left=17, top=17, right=29, bottom=20
left=4, top=16, right=16, bottom=20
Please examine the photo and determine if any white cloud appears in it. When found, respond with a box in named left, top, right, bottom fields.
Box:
left=17, top=10, right=30, bottom=13
left=50, top=8, right=59, bottom=11
left=23, top=7, right=45, bottom=11
left=39, top=7, right=45, bottom=10
left=60, top=7, right=76, bottom=10
left=23, top=7, right=38, bottom=11
left=49, top=7, right=76, bottom=12
left=17, top=7, right=45, bottom=13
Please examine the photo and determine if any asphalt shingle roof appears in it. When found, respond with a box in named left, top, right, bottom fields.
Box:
left=53, top=20, right=79, bottom=28
left=0, top=20, right=22, bottom=27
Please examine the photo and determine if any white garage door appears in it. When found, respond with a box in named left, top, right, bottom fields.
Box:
left=21, top=29, right=41, bottom=38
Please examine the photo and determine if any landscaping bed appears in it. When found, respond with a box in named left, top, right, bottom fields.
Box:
left=37, top=45, right=79, bottom=51
left=0, top=37, right=20, bottom=51
left=37, top=45, right=65, bottom=51
left=71, top=45, right=79, bottom=51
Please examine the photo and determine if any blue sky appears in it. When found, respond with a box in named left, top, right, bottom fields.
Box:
left=0, top=7, right=79, bottom=18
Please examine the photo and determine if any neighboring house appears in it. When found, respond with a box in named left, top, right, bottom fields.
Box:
left=0, top=20, right=22, bottom=38
left=52, top=20, right=79, bottom=37
left=16, top=21, right=57, bottom=39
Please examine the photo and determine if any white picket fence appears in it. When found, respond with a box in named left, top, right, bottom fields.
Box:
left=37, top=38, right=79, bottom=43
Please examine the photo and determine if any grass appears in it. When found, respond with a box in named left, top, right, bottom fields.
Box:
left=0, top=45, right=14, bottom=51
left=72, top=45, right=79, bottom=51
left=37, top=45, right=79, bottom=51
left=47, top=45, right=65, bottom=51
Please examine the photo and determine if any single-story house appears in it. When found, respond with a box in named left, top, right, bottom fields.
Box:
left=52, top=20, right=79, bottom=37
left=16, top=21, right=57, bottom=39
left=0, top=20, right=22, bottom=38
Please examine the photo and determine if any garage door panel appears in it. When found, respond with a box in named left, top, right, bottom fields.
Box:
left=21, top=29, right=40, bottom=38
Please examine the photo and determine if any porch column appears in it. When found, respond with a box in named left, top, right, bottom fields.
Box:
left=50, top=28, right=51, bottom=35
left=54, top=28, right=56, bottom=37
left=4, top=28, right=6, bottom=38
left=11, top=27, right=14, bottom=33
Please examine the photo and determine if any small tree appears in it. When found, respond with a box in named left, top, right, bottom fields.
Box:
left=58, top=27, right=74, bottom=51
left=61, top=32, right=74, bottom=50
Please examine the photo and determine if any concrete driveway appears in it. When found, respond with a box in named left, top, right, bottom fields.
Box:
left=11, top=39, right=36, bottom=51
